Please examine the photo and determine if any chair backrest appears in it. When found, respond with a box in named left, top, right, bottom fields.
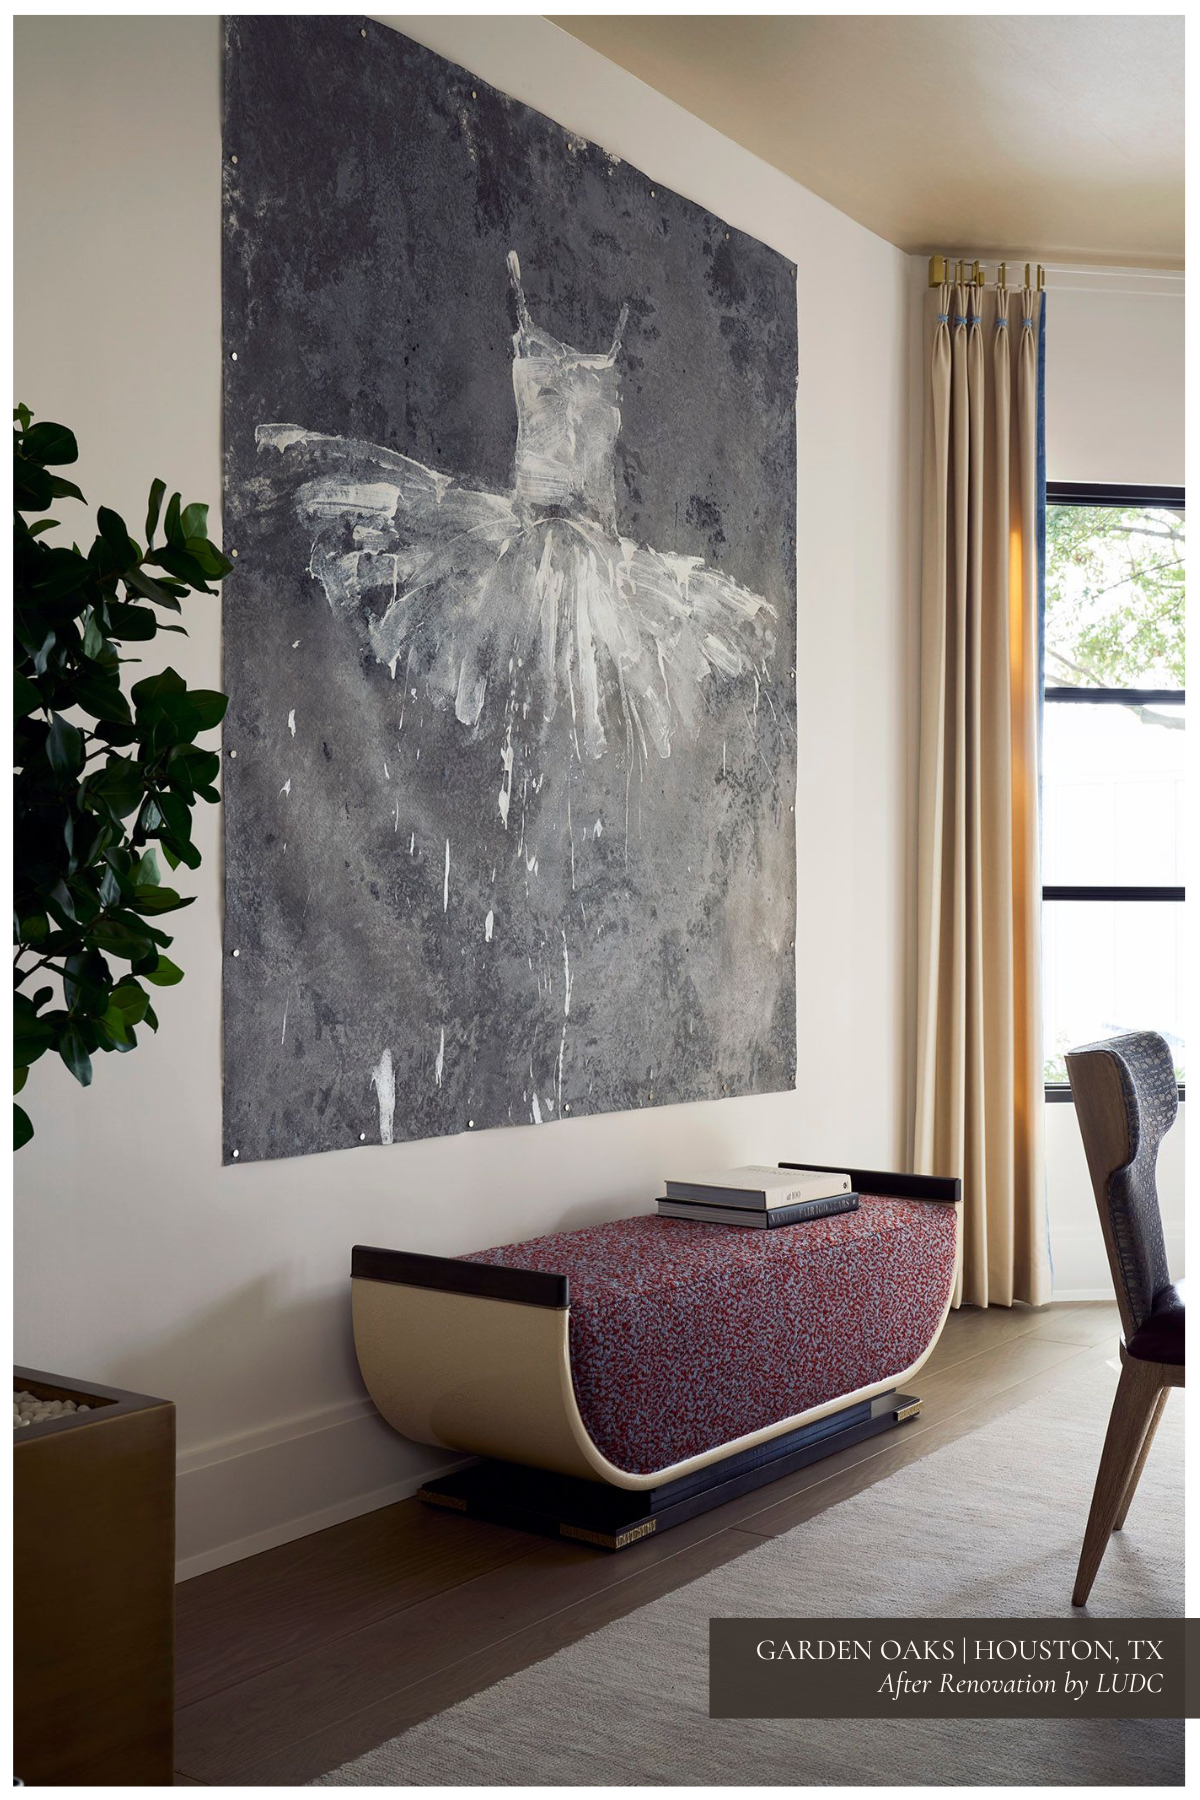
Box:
left=1065, top=1031, right=1177, bottom=1343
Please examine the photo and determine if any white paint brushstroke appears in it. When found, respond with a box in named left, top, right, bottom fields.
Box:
left=434, top=1028, right=445, bottom=1088
left=370, top=1049, right=396, bottom=1146
left=287, top=708, right=296, bottom=736
left=256, top=255, right=776, bottom=808
left=531, top=1093, right=542, bottom=1125
left=279, top=778, right=292, bottom=798
left=443, top=838, right=450, bottom=912
left=485, top=910, right=494, bottom=942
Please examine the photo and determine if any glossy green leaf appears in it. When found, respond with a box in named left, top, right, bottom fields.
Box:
left=132, top=849, right=161, bottom=887
left=15, top=456, right=54, bottom=511
left=46, top=713, right=83, bottom=776
left=131, top=886, right=194, bottom=916
left=131, top=666, right=187, bottom=710
left=23, top=421, right=78, bottom=466
left=105, top=601, right=158, bottom=642
left=13, top=1010, right=54, bottom=1065
left=144, top=955, right=184, bottom=987
left=15, top=670, right=41, bottom=718
left=96, top=506, right=141, bottom=570
left=58, top=1025, right=93, bottom=1087
left=186, top=689, right=229, bottom=731
left=81, top=755, right=145, bottom=819
left=90, top=915, right=155, bottom=961
left=123, top=567, right=182, bottom=611
left=45, top=475, right=86, bottom=504
left=33, top=547, right=92, bottom=601
left=145, top=478, right=167, bottom=545
left=14, top=1104, right=33, bottom=1150
left=81, top=609, right=106, bottom=659
left=110, top=980, right=150, bottom=1023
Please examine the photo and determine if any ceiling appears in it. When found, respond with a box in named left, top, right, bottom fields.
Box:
left=551, top=15, right=1184, bottom=269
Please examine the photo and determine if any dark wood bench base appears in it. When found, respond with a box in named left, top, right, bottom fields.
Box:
left=419, top=1388, right=921, bottom=1550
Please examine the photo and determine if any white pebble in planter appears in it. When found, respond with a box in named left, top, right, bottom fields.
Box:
left=13, top=1390, right=89, bottom=1428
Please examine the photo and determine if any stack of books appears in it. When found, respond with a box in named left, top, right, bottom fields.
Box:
left=656, top=1165, right=858, bottom=1229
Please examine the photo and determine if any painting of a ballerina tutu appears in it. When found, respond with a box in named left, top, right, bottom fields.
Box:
left=221, top=16, right=797, bottom=1163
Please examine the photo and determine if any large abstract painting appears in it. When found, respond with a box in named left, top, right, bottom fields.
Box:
left=221, top=17, right=797, bottom=1163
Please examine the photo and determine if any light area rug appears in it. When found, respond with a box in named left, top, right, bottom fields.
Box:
left=317, top=1359, right=1184, bottom=1786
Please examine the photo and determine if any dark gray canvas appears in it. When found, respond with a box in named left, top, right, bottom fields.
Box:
left=221, top=16, right=797, bottom=1164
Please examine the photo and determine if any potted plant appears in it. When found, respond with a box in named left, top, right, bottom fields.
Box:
left=13, top=407, right=231, bottom=1785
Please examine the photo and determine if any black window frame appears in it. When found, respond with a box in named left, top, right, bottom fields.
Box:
left=1042, top=480, right=1185, bottom=1104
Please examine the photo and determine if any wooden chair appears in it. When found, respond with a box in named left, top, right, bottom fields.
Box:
left=1066, top=1030, right=1185, bottom=1607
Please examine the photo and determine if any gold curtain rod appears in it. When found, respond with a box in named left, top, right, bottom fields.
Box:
left=928, top=254, right=1045, bottom=291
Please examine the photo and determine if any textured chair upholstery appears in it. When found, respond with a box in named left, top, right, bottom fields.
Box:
left=1065, top=1029, right=1183, bottom=1605
left=1067, top=1030, right=1178, bottom=1337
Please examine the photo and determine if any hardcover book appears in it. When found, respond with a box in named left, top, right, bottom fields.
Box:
left=662, top=1165, right=851, bottom=1210
left=656, top=1193, right=860, bottom=1229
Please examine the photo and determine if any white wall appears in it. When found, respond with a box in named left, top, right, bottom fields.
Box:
left=1043, top=263, right=1186, bottom=1295
left=1045, top=267, right=1184, bottom=489
left=13, top=15, right=914, bottom=1577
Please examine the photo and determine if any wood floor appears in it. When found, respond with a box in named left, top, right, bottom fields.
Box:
left=173, top=1301, right=1120, bottom=1785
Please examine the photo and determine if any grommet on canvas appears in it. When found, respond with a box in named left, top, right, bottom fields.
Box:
left=232, top=948, right=240, bottom=958
left=359, top=1133, right=366, bottom=1141
left=230, top=547, right=239, bottom=558
left=232, top=1149, right=240, bottom=1160
left=228, top=748, right=237, bottom=758
left=360, top=27, right=367, bottom=37
left=564, top=1103, right=571, bottom=1113
left=468, top=1119, right=474, bottom=1129
left=471, top=90, right=477, bottom=100
left=230, top=351, right=238, bottom=362
left=230, top=154, right=238, bottom=165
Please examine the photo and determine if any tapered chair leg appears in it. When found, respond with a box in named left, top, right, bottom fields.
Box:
left=1073, top=1355, right=1163, bottom=1607
left=1113, top=1387, right=1169, bottom=1531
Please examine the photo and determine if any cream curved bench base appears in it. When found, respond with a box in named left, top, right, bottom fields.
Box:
left=354, top=1264, right=957, bottom=1492
left=352, top=1165, right=962, bottom=1533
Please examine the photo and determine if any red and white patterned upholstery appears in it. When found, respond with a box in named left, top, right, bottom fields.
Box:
left=464, top=1198, right=956, bottom=1475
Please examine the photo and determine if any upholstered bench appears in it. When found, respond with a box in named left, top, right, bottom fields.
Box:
left=352, top=1163, right=960, bottom=1547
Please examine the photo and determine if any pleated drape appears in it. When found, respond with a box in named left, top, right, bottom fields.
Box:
left=913, top=280, right=1051, bottom=1309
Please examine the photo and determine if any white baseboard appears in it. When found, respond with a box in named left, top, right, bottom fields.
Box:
left=174, top=1395, right=469, bottom=1582
left=1049, top=1227, right=1184, bottom=1302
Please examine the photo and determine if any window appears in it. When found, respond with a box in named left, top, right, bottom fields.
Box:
left=1042, top=482, right=1185, bottom=1099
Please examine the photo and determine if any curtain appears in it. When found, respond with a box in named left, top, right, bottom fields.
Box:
left=913, top=278, right=1051, bottom=1309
